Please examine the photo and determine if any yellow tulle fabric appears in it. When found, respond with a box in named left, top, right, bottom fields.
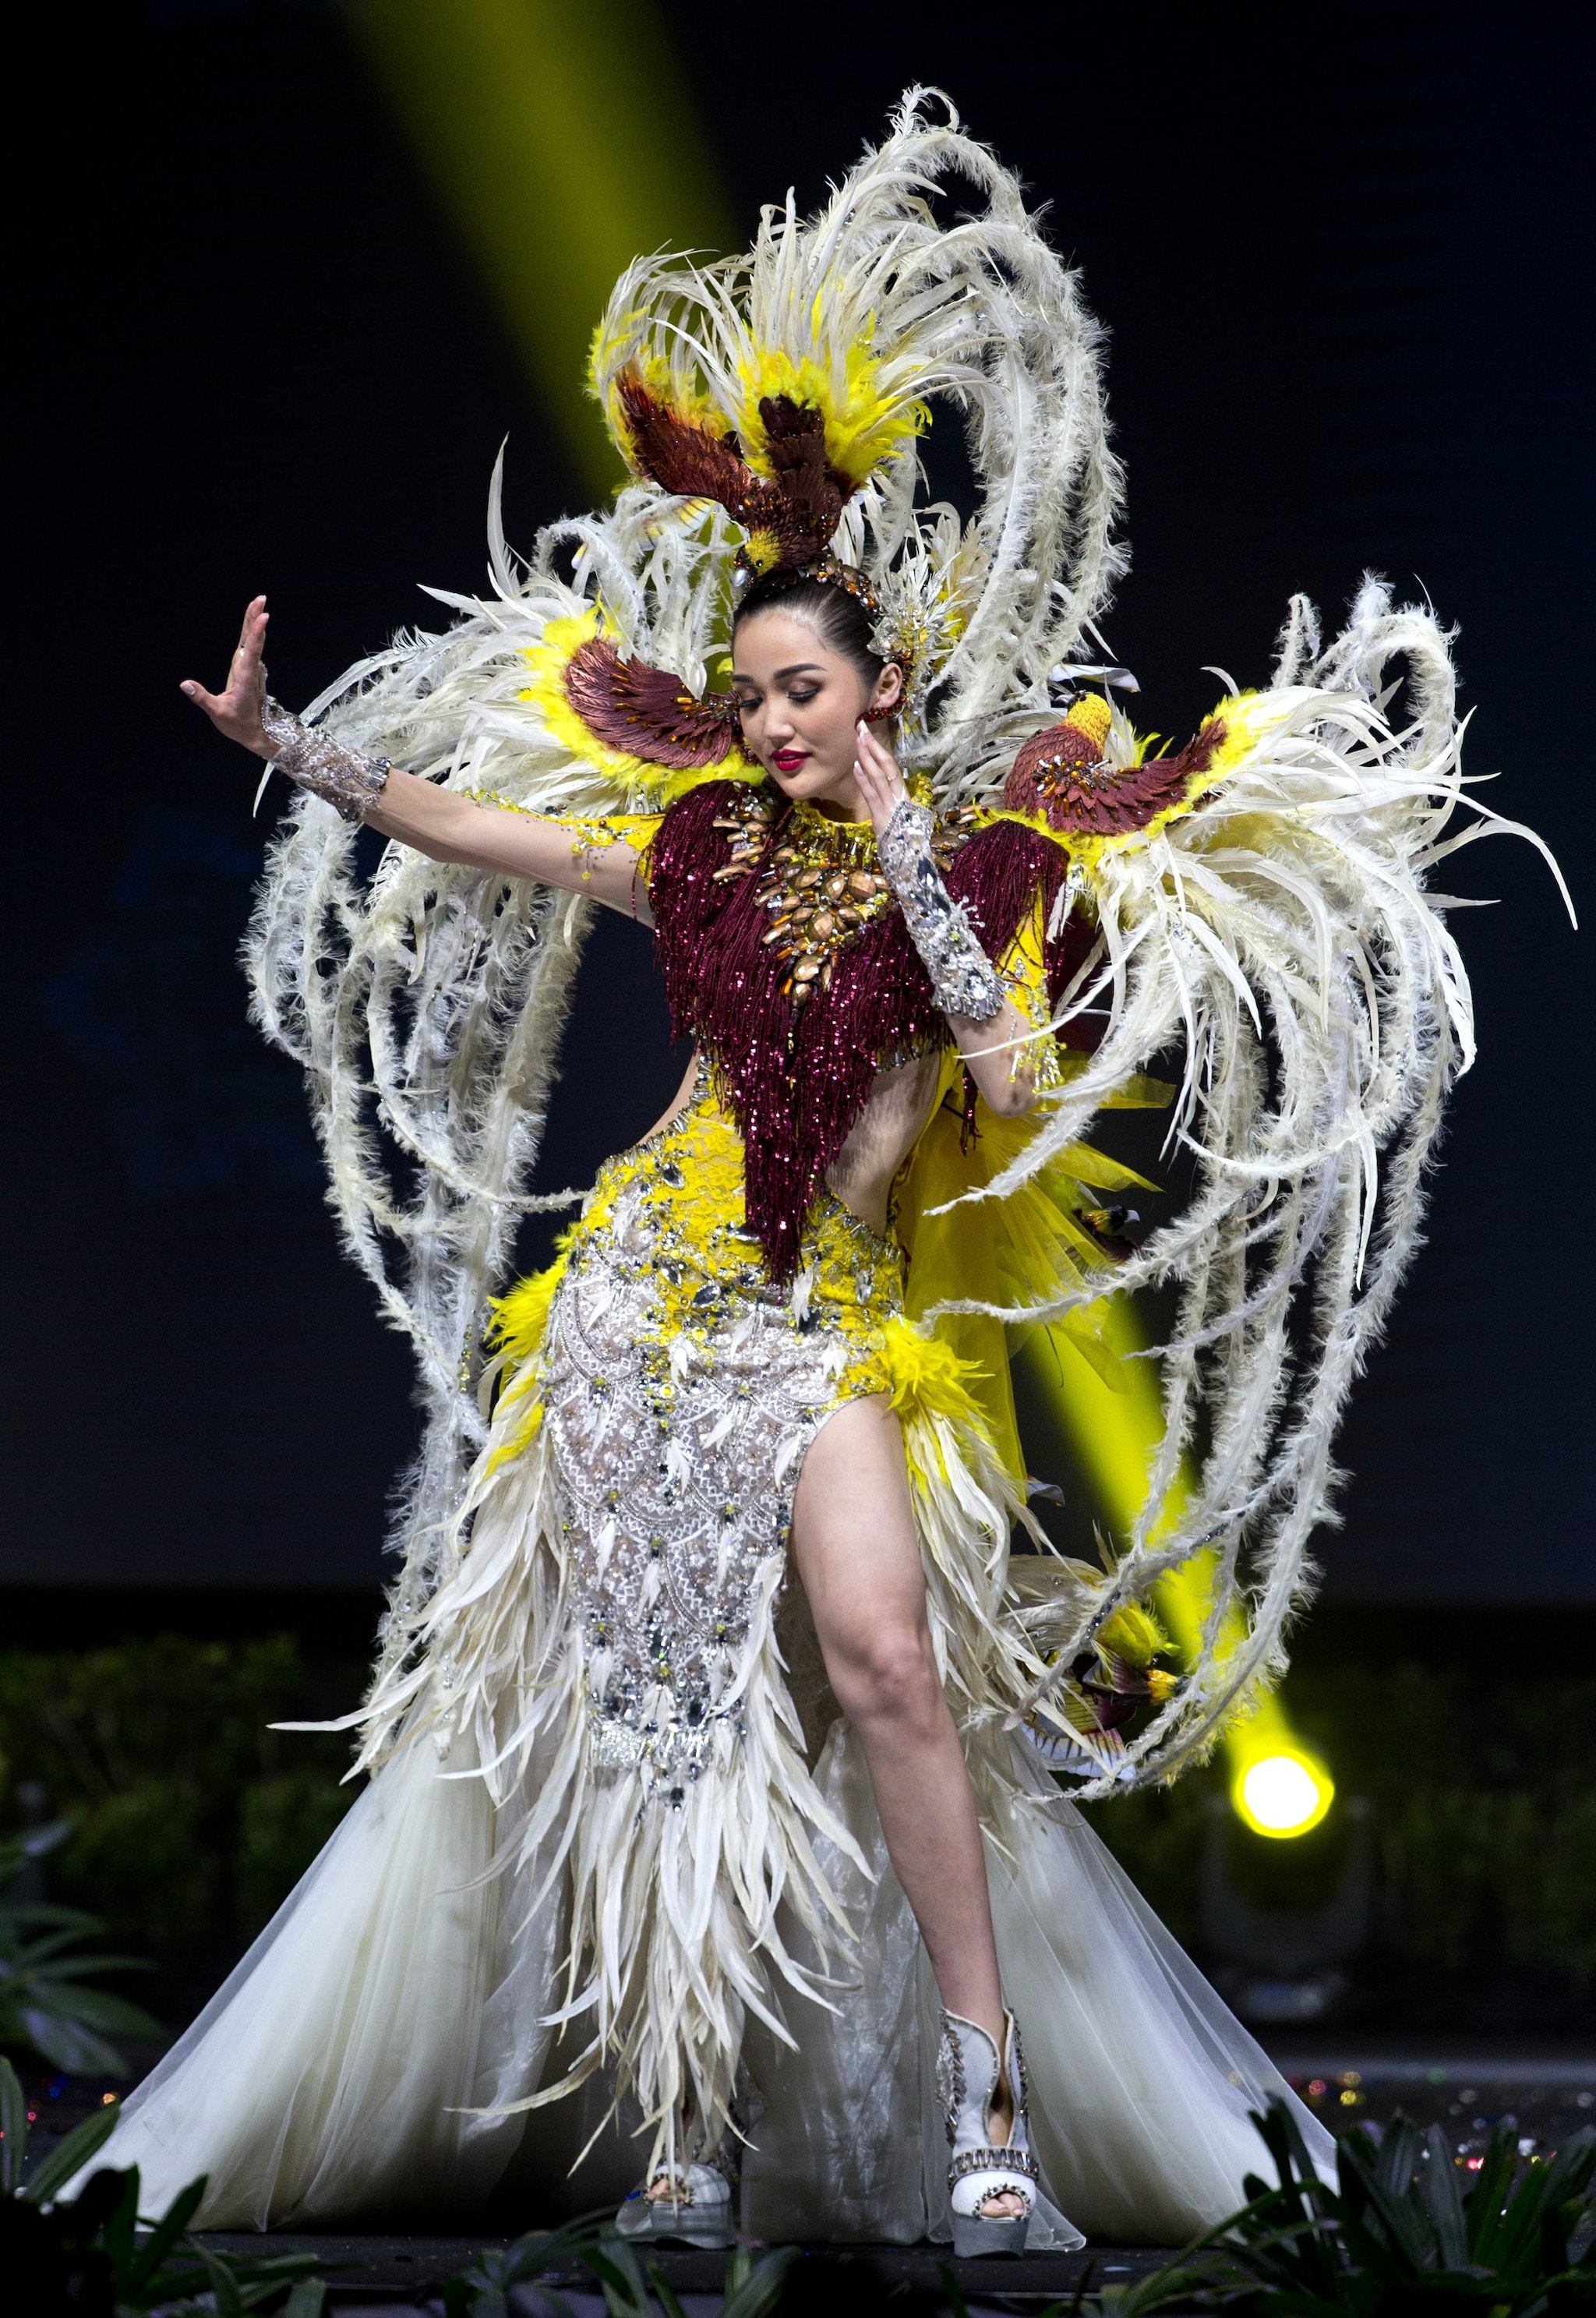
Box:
left=895, top=1045, right=1167, bottom=1485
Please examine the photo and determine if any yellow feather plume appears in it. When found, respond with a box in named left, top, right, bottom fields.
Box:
left=1096, top=1599, right=1172, bottom=1669
left=878, top=1314, right=990, bottom=1432
left=482, top=1245, right=574, bottom=1473
left=736, top=342, right=927, bottom=489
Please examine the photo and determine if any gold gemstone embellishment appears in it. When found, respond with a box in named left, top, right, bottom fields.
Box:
left=714, top=790, right=984, bottom=1010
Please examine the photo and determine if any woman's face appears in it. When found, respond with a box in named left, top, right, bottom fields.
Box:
left=730, top=608, right=902, bottom=814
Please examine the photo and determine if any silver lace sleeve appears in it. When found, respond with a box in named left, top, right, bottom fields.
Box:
left=877, top=799, right=1004, bottom=1022
left=260, top=697, right=390, bottom=825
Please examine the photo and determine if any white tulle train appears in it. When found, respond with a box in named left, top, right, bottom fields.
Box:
left=98, top=1709, right=1333, bottom=2246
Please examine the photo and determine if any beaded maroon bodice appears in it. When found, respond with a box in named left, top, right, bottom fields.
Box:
left=646, top=782, right=1081, bottom=1282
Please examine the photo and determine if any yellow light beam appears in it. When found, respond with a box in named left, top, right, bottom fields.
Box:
left=1020, top=1309, right=1331, bottom=1835
left=341, top=0, right=733, bottom=495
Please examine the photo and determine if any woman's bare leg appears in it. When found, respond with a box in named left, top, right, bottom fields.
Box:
left=791, top=1394, right=1021, bottom=2207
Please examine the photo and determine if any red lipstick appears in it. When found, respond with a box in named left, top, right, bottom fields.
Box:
left=772, top=748, right=808, bottom=772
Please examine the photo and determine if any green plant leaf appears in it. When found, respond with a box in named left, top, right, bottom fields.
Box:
left=645, top=2256, right=690, bottom=2318
left=19, top=1817, right=75, bottom=1860
left=25, top=1983, right=164, bottom=2037
left=500, top=2208, right=613, bottom=2285
left=2, top=1896, right=95, bottom=1925
left=96, top=2163, right=143, bottom=2284
left=125, top=2174, right=207, bottom=2289
left=579, top=2233, right=654, bottom=2317
left=0, top=2052, right=27, bottom=2193
left=1335, top=2114, right=1440, bottom=2277
left=1086, top=2258, right=1238, bottom=2316
left=1413, top=2122, right=1469, bottom=2269
left=0, top=1818, right=73, bottom=1873
left=20, top=2094, right=122, bottom=2205
left=191, top=2238, right=249, bottom=2316
left=719, top=2244, right=798, bottom=2318
left=934, top=2257, right=972, bottom=2318
left=0, top=1910, right=109, bottom=1952
left=16, top=2003, right=132, bottom=2076
left=447, top=2209, right=602, bottom=2315
left=1368, top=2111, right=1423, bottom=2203
left=279, top=2284, right=327, bottom=2318
left=1514, top=2123, right=1596, bottom=2281
left=495, top=2232, right=559, bottom=2284
left=16, top=1952, right=154, bottom=1985
left=147, top=2247, right=330, bottom=2310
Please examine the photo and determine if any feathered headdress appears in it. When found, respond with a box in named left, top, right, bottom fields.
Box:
left=486, top=92, right=1126, bottom=782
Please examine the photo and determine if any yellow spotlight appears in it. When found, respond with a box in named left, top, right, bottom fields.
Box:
left=342, top=0, right=732, bottom=493
left=1234, top=1750, right=1334, bottom=1839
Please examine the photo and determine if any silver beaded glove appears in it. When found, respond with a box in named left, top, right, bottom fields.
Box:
left=261, top=696, right=390, bottom=825
left=877, top=799, right=1004, bottom=1021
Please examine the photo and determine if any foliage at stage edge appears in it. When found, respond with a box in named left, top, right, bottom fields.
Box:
left=0, top=1824, right=164, bottom=2076
left=0, top=2058, right=327, bottom=2314
left=1073, top=2094, right=1596, bottom=2316
left=441, top=2217, right=797, bottom=2318
left=0, top=1636, right=362, bottom=1963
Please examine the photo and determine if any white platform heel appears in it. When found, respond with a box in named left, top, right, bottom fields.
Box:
left=937, top=2009, right=1039, bottom=2256
left=614, top=2158, right=736, bottom=2249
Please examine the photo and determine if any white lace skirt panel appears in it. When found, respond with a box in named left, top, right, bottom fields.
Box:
left=540, top=1180, right=869, bottom=1792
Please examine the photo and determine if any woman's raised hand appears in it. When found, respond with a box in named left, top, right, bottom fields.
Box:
left=852, top=717, right=910, bottom=839
left=181, top=596, right=273, bottom=758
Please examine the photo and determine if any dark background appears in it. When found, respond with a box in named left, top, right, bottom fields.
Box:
left=7, top=0, right=1591, bottom=1617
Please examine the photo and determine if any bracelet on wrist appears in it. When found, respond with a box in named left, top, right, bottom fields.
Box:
left=261, top=696, right=390, bottom=825
left=877, top=799, right=1004, bottom=1022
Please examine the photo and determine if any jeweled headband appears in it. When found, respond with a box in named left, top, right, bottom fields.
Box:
left=730, top=553, right=881, bottom=622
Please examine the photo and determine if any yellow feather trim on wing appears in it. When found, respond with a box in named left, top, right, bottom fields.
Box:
left=1096, top=1599, right=1172, bottom=1668
left=518, top=606, right=757, bottom=807
left=588, top=336, right=722, bottom=469
left=992, top=690, right=1301, bottom=878
left=1063, top=694, right=1113, bottom=751
left=894, top=1057, right=1155, bottom=1480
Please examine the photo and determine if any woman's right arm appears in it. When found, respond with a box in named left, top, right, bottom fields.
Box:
left=182, top=597, right=651, bottom=922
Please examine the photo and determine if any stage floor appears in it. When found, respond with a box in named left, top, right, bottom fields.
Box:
left=194, top=2230, right=1177, bottom=2310
left=1273, top=2040, right=1596, bottom=2166
left=29, top=2044, right=1596, bottom=2310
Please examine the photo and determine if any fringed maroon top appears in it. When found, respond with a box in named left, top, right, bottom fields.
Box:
left=647, top=782, right=1088, bottom=1283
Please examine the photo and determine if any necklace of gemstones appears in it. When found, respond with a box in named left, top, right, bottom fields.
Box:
left=711, top=786, right=978, bottom=1009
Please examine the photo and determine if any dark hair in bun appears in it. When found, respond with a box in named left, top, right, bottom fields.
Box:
left=732, top=571, right=885, bottom=689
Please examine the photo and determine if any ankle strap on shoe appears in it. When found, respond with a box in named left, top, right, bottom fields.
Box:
left=950, top=2143, right=1039, bottom=2185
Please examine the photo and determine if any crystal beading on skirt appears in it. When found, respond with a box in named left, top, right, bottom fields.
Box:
left=535, top=1076, right=905, bottom=1797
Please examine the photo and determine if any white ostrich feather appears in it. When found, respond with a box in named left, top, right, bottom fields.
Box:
left=934, top=582, right=1570, bottom=1795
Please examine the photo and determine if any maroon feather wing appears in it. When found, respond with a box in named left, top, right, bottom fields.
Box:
left=613, top=369, right=754, bottom=518
left=1004, top=719, right=1229, bottom=838
left=740, top=394, right=849, bottom=564
left=564, top=635, right=743, bottom=770
left=612, top=375, right=855, bottom=573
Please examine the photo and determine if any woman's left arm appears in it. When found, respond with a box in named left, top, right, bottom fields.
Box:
left=852, top=721, right=1039, bottom=1118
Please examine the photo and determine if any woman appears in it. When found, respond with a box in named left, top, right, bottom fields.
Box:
left=91, top=94, right=1529, bottom=2250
